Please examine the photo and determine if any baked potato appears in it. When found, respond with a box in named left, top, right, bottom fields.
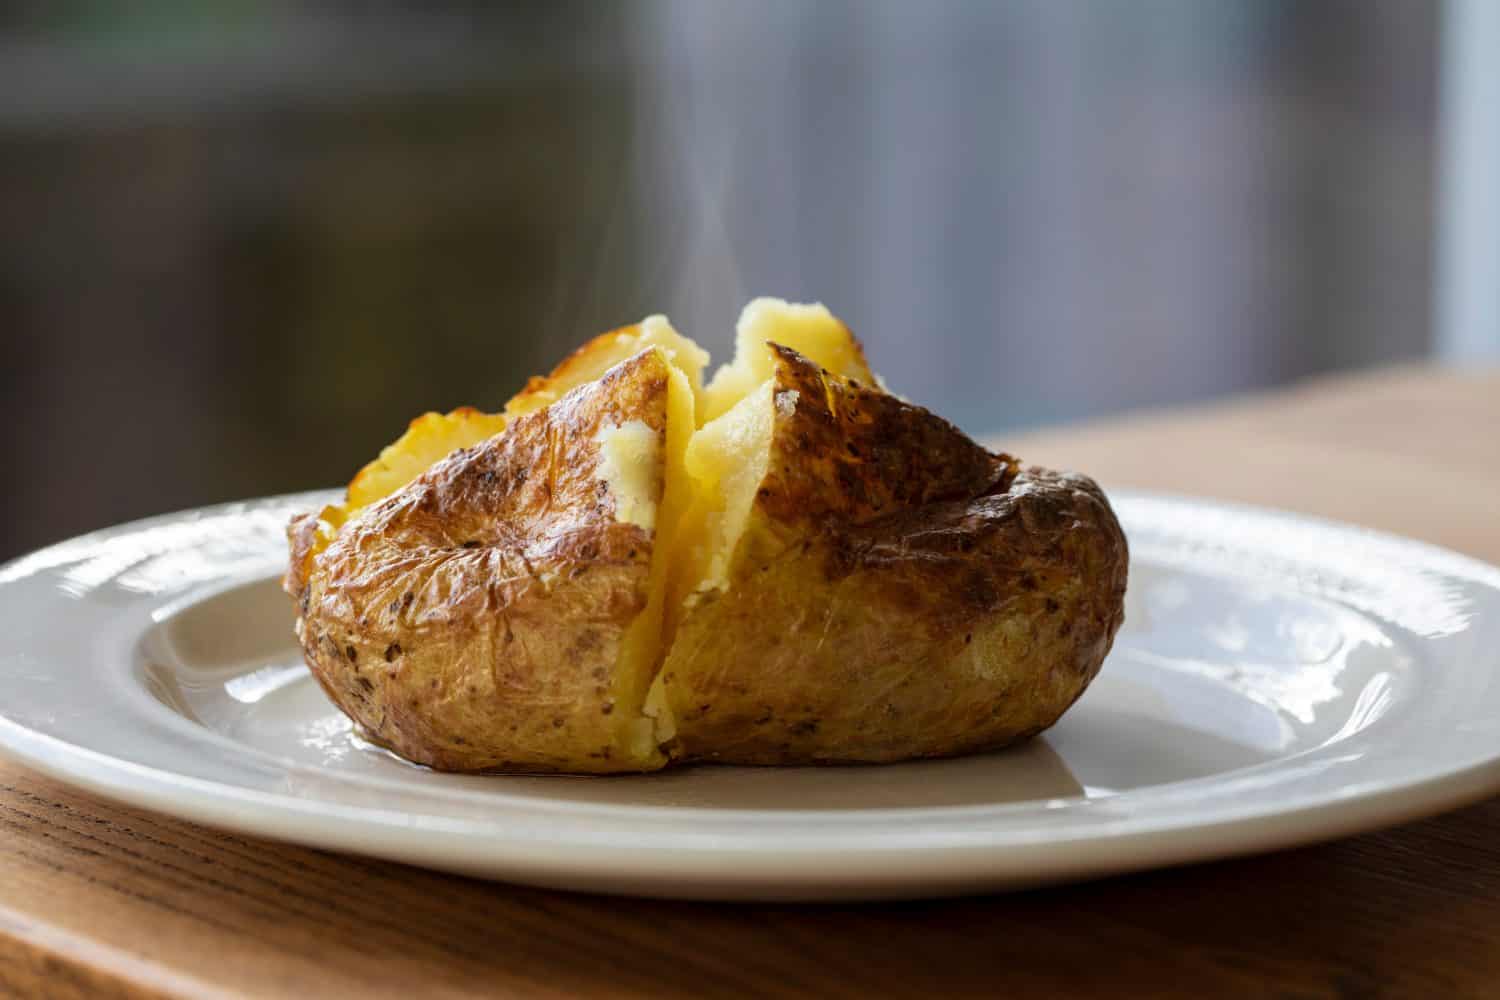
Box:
left=286, top=298, right=1127, bottom=773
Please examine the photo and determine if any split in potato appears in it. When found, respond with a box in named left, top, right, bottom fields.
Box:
left=286, top=298, right=1128, bottom=773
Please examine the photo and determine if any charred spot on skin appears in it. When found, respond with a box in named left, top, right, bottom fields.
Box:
left=963, top=572, right=1000, bottom=611
left=647, top=374, right=669, bottom=402
left=357, top=676, right=374, bottom=693
left=552, top=717, right=565, bottom=729
left=384, top=642, right=402, bottom=662
left=601, top=703, right=614, bottom=716
left=1045, top=597, right=1061, bottom=614
left=460, top=540, right=482, bottom=549
left=344, top=644, right=358, bottom=664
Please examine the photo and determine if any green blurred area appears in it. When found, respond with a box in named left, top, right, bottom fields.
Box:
left=0, top=2, right=1440, bottom=558
left=1, top=5, right=649, bottom=557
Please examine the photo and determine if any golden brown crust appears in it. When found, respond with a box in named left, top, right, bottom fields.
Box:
left=549, top=325, right=641, bottom=384
left=288, top=349, right=672, bottom=773
left=346, top=406, right=486, bottom=504
left=286, top=335, right=1128, bottom=773
left=503, top=324, right=641, bottom=416
left=284, top=511, right=321, bottom=599
left=661, top=349, right=1127, bottom=765
left=756, top=343, right=1016, bottom=525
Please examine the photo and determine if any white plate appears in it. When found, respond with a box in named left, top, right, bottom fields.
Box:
left=2, top=491, right=1499, bottom=901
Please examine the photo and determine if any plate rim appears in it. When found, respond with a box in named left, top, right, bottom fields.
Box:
left=3, top=488, right=1500, bottom=898
left=6, top=708, right=1500, bottom=900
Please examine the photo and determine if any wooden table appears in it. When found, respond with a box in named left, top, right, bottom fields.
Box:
left=4, top=365, right=1500, bottom=998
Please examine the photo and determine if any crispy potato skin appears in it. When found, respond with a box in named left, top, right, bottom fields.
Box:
left=661, top=347, right=1128, bottom=764
left=287, top=350, right=672, bottom=773
left=287, top=336, right=1128, bottom=773
left=504, top=325, right=639, bottom=415
left=504, top=323, right=675, bottom=417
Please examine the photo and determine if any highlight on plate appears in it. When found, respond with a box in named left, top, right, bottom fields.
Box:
left=283, top=298, right=1129, bottom=774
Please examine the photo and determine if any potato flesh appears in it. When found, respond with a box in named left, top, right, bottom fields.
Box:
left=616, top=362, right=696, bottom=758
left=700, top=298, right=876, bottom=422
left=346, top=408, right=510, bottom=512
left=506, top=315, right=710, bottom=419
left=337, top=301, right=858, bottom=570
left=316, top=303, right=873, bottom=765
left=335, top=315, right=709, bottom=528
left=642, top=317, right=869, bottom=747
left=642, top=380, right=775, bottom=743
left=674, top=381, right=776, bottom=603
left=662, top=297, right=877, bottom=645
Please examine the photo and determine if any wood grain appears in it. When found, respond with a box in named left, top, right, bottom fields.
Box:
left=3, top=364, right=1499, bottom=998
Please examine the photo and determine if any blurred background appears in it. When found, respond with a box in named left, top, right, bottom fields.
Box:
left=2, top=1, right=1496, bottom=559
